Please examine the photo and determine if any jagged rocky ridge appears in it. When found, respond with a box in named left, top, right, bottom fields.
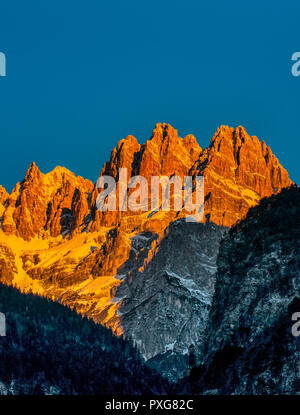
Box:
left=182, top=185, right=300, bottom=394
left=0, top=123, right=292, bottom=380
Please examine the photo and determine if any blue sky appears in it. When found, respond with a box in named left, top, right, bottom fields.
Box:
left=0, top=0, right=300, bottom=191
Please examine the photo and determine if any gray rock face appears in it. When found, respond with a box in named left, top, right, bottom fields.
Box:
left=195, top=186, right=300, bottom=394
left=116, top=219, right=226, bottom=381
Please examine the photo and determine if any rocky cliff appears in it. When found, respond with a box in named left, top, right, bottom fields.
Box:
left=185, top=185, right=300, bottom=394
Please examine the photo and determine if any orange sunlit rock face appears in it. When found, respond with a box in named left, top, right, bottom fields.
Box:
left=2, top=163, right=93, bottom=240
left=192, top=125, right=291, bottom=226
left=0, top=123, right=291, bottom=240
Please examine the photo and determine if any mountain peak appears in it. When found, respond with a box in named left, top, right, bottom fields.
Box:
left=49, top=165, right=72, bottom=175
left=193, top=125, right=292, bottom=226
left=208, top=125, right=272, bottom=155
left=150, top=123, right=179, bottom=144
left=183, top=134, right=202, bottom=153
left=153, top=122, right=175, bottom=132
left=117, top=134, right=139, bottom=150
left=234, top=125, right=247, bottom=134
left=24, top=161, right=43, bottom=183
left=45, top=165, right=89, bottom=186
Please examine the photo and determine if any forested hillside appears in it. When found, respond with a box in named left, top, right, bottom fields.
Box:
left=0, top=284, right=170, bottom=395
